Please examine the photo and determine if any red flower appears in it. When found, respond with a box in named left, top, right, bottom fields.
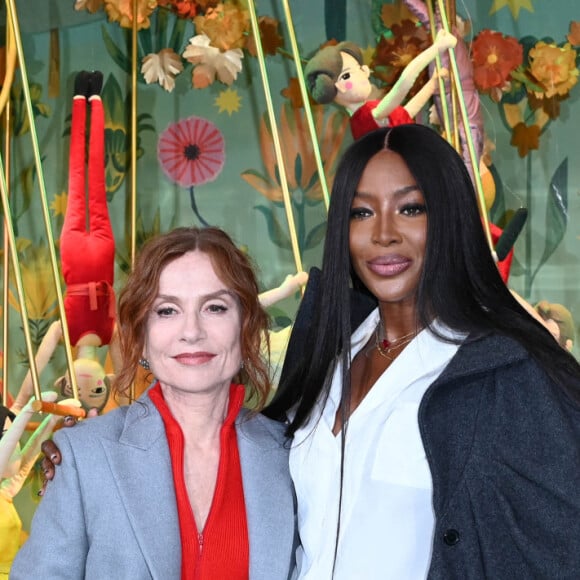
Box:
left=158, top=116, right=225, bottom=188
left=472, top=29, right=523, bottom=92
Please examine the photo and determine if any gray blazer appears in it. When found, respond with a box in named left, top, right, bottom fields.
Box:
left=11, top=393, right=297, bottom=579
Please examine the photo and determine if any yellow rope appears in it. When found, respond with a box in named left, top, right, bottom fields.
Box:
left=5, top=0, right=80, bottom=401
left=280, top=0, right=330, bottom=211
left=435, top=0, right=494, bottom=255
left=246, top=0, right=303, bottom=275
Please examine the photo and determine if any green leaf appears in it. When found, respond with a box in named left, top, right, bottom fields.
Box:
left=102, top=75, right=126, bottom=127
left=102, top=25, right=132, bottom=75
left=168, top=15, right=189, bottom=53
left=531, top=158, right=568, bottom=281
left=304, top=221, right=327, bottom=251
left=139, top=28, right=153, bottom=57
left=254, top=205, right=292, bottom=250
left=295, top=154, right=303, bottom=186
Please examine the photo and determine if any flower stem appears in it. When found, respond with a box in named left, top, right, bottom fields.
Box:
left=189, top=186, right=210, bottom=227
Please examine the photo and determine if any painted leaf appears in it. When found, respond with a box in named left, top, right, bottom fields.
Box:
left=254, top=205, right=292, bottom=250
left=102, top=75, right=126, bottom=128
left=533, top=158, right=568, bottom=278
left=304, top=221, right=327, bottom=251
left=102, top=25, right=132, bottom=75
left=169, top=15, right=189, bottom=53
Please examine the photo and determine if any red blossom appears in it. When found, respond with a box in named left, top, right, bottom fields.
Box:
left=472, top=29, right=523, bottom=92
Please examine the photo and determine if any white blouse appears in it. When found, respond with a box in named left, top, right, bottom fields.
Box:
left=290, top=310, right=464, bottom=579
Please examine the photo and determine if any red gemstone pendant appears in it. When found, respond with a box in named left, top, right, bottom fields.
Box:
left=381, top=339, right=390, bottom=349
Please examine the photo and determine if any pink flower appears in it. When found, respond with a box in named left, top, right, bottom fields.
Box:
left=158, top=116, right=225, bottom=187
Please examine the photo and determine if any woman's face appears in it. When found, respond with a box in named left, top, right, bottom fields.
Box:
left=144, top=251, right=242, bottom=399
left=334, top=51, right=372, bottom=107
left=349, top=149, right=427, bottom=309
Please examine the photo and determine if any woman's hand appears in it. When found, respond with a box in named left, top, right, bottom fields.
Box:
left=38, top=407, right=99, bottom=496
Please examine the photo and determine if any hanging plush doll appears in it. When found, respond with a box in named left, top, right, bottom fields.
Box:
left=12, top=71, right=116, bottom=415
left=304, top=29, right=456, bottom=140
left=56, top=70, right=116, bottom=412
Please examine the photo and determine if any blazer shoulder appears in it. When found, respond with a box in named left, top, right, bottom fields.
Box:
left=236, top=409, right=289, bottom=449
left=54, top=404, right=130, bottom=447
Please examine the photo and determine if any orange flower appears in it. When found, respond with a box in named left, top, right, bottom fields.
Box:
left=246, top=16, right=283, bottom=57
left=241, top=104, right=348, bottom=202
left=104, top=0, right=157, bottom=29
left=281, top=78, right=317, bottom=109
left=568, top=21, right=580, bottom=46
left=158, top=0, right=198, bottom=19
left=528, top=41, right=579, bottom=99
left=472, top=29, right=522, bottom=92
left=193, top=3, right=249, bottom=51
left=510, top=122, right=540, bottom=157
left=371, top=19, right=430, bottom=93
left=380, top=2, right=417, bottom=29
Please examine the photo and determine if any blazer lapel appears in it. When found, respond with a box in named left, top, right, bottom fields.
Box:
left=237, top=412, right=296, bottom=580
left=101, top=396, right=181, bottom=580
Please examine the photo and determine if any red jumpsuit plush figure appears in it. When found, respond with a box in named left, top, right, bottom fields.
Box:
left=60, top=70, right=116, bottom=349
left=55, top=71, right=115, bottom=412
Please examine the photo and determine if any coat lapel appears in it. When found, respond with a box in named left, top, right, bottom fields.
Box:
left=237, top=411, right=297, bottom=580
left=101, top=396, right=181, bottom=580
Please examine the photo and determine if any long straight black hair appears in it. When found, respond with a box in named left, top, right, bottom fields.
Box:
left=266, top=124, right=580, bottom=433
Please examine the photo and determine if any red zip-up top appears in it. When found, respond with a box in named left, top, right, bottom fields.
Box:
left=149, top=382, right=249, bottom=580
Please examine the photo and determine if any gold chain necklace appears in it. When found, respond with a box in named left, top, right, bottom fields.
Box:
left=375, top=323, right=417, bottom=360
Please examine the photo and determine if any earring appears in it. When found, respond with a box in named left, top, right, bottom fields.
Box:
left=139, top=358, right=151, bottom=370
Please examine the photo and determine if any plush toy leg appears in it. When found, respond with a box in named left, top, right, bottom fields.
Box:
left=88, top=91, right=114, bottom=280
left=62, top=96, right=87, bottom=244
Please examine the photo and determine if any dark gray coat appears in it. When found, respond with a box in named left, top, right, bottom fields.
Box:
left=423, top=334, right=580, bottom=579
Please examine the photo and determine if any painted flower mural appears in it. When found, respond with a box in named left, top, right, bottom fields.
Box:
left=242, top=103, right=348, bottom=252
left=77, top=0, right=282, bottom=93
left=472, top=29, right=523, bottom=98
left=158, top=115, right=225, bottom=225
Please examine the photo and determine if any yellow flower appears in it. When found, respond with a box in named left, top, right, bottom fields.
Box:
left=50, top=192, right=68, bottom=218
left=529, top=41, right=579, bottom=99
left=104, top=0, right=157, bottom=29
left=242, top=103, right=349, bottom=202
left=8, top=241, right=60, bottom=321
left=194, top=3, right=250, bottom=52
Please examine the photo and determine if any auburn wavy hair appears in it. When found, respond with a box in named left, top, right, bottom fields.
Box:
left=114, top=227, right=271, bottom=409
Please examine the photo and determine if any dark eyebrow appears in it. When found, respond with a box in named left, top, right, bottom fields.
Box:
left=354, top=184, right=421, bottom=200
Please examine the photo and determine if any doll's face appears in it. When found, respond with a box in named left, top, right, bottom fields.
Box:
left=56, top=358, right=110, bottom=412
left=334, top=52, right=373, bottom=107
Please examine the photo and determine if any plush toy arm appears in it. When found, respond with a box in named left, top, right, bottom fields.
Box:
left=1, top=394, right=80, bottom=499
left=259, top=272, right=309, bottom=308
left=0, top=392, right=58, bottom=479
left=11, top=321, right=63, bottom=414
left=373, top=29, right=456, bottom=121
left=404, top=67, right=448, bottom=118
left=108, top=324, right=123, bottom=376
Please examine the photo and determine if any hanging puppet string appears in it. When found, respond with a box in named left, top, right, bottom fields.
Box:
left=5, top=0, right=80, bottom=405
left=280, top=0, right=330, bottom=211
left=433, top=0, right=494, bottom=254
left=246, top=0, right=304, bottom=277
